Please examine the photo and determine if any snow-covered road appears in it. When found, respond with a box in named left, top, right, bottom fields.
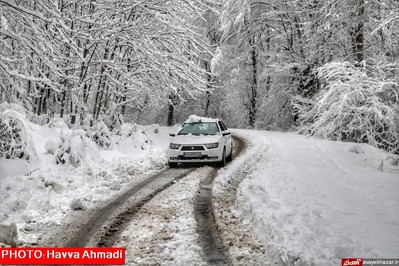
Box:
left=217, top=129, right=399, bottom=265
left=1, top=122, right=398, bottom=266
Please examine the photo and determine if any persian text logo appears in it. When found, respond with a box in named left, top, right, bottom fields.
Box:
left=342, top=258, right=363, bottom=266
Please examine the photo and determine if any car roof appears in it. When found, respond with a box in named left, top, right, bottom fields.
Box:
left=184, top=115, right=220, bottom=124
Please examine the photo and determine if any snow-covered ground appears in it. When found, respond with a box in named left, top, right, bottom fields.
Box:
left=215, top=129, right=399, bottom=265
left=1, top=118, right=398, bottom=265
left=115, top=167, right=212, bottom=266
left=0, top=118, right=171, bottom=245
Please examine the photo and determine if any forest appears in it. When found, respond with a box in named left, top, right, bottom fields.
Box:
left=1, top=0, right=398, bottom=155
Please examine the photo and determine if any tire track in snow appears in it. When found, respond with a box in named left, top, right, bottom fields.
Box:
left=65, top=136, right=246, bottom=266
left=194, top=136, right=246, bottom=265
left=65, top=168, right=195, bottom=247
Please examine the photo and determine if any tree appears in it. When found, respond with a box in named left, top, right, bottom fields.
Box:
left=0, top=0, right=212, bottom=127
left=299, top=61, right=399, bottom=154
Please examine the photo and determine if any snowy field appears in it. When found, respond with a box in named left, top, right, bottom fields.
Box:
left=1, top=119, right=398, bottom=265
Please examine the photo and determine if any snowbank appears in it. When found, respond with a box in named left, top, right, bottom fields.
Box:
left=0, top=117, right=170, bottom=246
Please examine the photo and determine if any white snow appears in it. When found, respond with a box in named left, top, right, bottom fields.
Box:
left=185, top=114, right=216, bottom=123
left=1, top=118, right=398, bottom=265
left=215, top=129, right=399, bottom=265
left=115, top=168, right=209, bottom=266
left=0, top=120, right=170, bottom=245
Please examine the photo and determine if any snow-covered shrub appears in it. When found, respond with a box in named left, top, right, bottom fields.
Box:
left=103, top=109, right=124, bottom=131
left=30, top=114, right=50, bottom=126
left=300, top=62, right=399, bottom=154
left=348, top=145, right=365, bottom=154
left=0, top=107, right=37, bottom=162
left=0, top=119, right=13, bottom=158
left=387, top=154, right=399, bottom=166
left=118, top=123, right=137, bottom=138
left=44, top=140, right=58, bottom=155
left=116, top=123, right=151, bottom=151
left=0, top=103, right=26, bottom=116
left=87, top=121, right=112, bottom=149
left=54, top=130, right=100, bottom=167
left=47, top=118, right=69, bottom=129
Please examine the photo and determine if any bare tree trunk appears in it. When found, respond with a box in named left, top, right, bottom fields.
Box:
left=60, top=90, right=66, bottom=118
left=93, top=71, right=105, bottom=120
left=249, top=40, right=258, bottom=128
left=167, top=94, right=176, bottom=126
left=37, top=87, right=45, bottom=116
left=203, top=61, right=214, bottom=116
left=352, top=0, right=365, bottom=63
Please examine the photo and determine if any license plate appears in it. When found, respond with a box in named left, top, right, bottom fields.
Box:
left=183, top=152, right=202, bottom=158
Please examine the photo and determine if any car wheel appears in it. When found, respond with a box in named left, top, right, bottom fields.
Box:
left=218, top=148, right=226, bottom=167
left=168, top=161, right=178, bottom=168
left=226, top=148, right=233, bottom=162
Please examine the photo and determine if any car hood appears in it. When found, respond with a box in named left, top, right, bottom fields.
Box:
left=171, top=134, right=222, bottom=145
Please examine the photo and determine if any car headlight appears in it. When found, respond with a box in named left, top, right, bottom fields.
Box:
left=205, top=142, right=219, bottom=149
left=170, top=143, right=181, bottom=149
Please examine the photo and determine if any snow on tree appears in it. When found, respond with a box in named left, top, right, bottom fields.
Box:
left=0, top=104, right=37, bottom=162
left=1, top=0, right=399, bottom=155
left=53, top=129, right=100, bottom=167
left=0, top=0, right=212, bottom=127
left=87, top=121, right=112, bottom=149
left=299, top=61, right=399, bottom=154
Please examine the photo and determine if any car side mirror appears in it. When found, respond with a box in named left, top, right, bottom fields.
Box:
left=222, top=131, right=231, bottom=136
left=169, top=133, right=176, bottom=137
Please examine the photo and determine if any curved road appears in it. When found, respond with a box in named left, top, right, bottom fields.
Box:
left=63, top=136, right=246, bottom=264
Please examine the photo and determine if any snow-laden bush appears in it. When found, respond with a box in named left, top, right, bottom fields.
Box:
left=103, top=109, right=124, bottom=131
left=30, top=114, right=50, bottom=126
left=116, top=123, right=151, bottom=151
left=300, top=61, right=399, bottom=154
left=0, top=103, right=26, bottom=116
left=87, top=121, right=112, bottom=149
left=118, top=123, right=137, bottom=138
left=0, top=107, right=37, bottom=162
left=52, top=130, right=100, bottom=167
left=47, top=118, right=69, bottom=129
left=45, top=140, right=58, bottom=155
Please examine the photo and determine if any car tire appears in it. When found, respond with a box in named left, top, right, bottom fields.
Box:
left=226, top=148, right=233, bottom=162
left=218, top=148, right=226, bottom=167
left=168, top=161, right=178, bottom=168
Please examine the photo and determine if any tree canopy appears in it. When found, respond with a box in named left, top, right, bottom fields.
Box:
left=1, top=0, right=398, bottom=154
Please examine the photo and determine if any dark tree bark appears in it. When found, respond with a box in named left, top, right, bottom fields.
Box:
left=203, top=61, right=214, bottom=116
left=249, top=38, right=258, bottom=128
left=167, top=93, right=176, bottom=126
left=352, top=0, right=365, bottom=63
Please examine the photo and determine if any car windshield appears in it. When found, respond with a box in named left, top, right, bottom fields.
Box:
left=178, top=122, right=220, bottom=136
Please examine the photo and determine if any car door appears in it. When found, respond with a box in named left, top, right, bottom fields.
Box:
left=218, top=121, right=232, bottom=155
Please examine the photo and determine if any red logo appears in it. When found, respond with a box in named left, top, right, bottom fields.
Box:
left=342, top=258, right=363, bottom=266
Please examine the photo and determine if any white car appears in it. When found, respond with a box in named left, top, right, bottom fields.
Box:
left=167, top=116, right=233, bottom=168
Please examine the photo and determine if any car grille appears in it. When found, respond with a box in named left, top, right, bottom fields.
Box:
left=178, top=155, right=208, bottom=160
left=181, top=145, right=205, bottom=151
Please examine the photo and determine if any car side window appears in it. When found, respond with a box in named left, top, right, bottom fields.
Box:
left=218, top=121, right=227, bottom=132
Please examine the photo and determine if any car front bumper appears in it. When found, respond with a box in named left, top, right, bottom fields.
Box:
left=168, top=145, right=223, bottom=163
